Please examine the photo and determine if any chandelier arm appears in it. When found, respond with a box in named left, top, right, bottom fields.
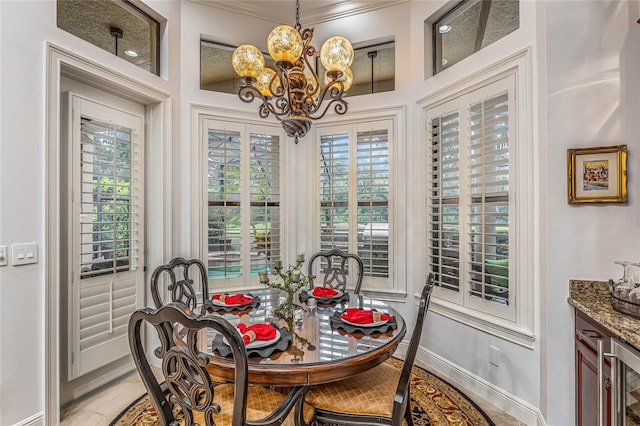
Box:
left=302, top=80, right=345, bottom=116
left=271, top=68, right=288, bottom=98
left=306, top=98, right=348, bottom=121
left=301, top=48, right=320, bottom=99
left=274, top=97, right=292, bottom=117
left=238, top=85, right=291, bottom=119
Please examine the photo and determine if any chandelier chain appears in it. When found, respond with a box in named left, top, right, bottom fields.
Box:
left=295, top=0, right=301, bottom=30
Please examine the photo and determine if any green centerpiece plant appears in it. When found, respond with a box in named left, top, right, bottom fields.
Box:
left=259, top=253, right=308, bottom=319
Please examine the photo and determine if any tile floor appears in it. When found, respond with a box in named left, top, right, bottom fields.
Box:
left=60, top=361, right=526, bottom=425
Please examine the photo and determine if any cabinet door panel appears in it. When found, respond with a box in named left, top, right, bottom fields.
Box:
left=576, top=310, right=612, bottom=426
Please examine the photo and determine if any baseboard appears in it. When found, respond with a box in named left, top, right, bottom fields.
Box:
left=396, top=342, right=546, bottom=426
left=12, top=412, right=44, bottom=426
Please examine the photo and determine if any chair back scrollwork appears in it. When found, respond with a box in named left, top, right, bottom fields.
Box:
left=307, top=248, right=364, bottom=294
left=129, top=303, right=311, bottom=426
left=128, top=303, right=249, bottom=425
left=150, top=257, right=212, bottom=311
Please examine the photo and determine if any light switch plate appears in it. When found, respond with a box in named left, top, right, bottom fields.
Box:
left=0, top=246, right=7, bottom=266
left=12, top=243, right=38, bottom=266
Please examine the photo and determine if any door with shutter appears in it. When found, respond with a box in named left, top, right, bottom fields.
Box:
left=68, top=94, right=145, bottom=379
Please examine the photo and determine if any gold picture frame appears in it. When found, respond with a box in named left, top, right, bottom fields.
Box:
left=567, top=145, right=627, bottom=204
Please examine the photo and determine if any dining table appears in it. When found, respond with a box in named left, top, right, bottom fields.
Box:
left=180, top=287, right=406, bottom=387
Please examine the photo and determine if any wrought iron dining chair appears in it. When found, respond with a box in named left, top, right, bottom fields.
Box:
left=304, top=273, right=435, bottom=426
left=128, top=302, right=316, bottom=426
left=150, top=257, right=213, bottom=312
left=306, top=248, right=364, bottom=294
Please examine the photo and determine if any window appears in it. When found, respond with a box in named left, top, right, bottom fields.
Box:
left=427, top=74, right=515, bottom=321
left=78, top=117, right=136, bottom=278
left=317, top=120, right=393, bottom=289
left=204, top=119, right=282, bottom=287
left=57, top=0, right=161, bottom=75
left=200, top=40, right=276, bottom=94
left=201, top=39, right=394, bottom=96
left=317, top=42, right=395, bottom=96
left=432, top=0, right=519, bottom=74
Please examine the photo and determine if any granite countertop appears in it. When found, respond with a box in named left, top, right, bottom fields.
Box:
left=568, top=279, right=640, bottom=349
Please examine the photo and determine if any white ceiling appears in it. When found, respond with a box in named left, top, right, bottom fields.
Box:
left=188, top=0, right=408, bottom=25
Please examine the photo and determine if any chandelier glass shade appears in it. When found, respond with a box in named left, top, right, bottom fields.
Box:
left=232, top=0, right=354, bottom=143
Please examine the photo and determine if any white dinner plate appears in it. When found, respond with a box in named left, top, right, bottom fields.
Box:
left=223, top=329, right=281, bottom=349
left=211, top=295, right=252, bottom=307
left=311, top=289, right=343, bottom=300
left=341, top=318, right=389, bottom=328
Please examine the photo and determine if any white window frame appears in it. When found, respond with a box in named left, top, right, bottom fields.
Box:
left=312, top=107, right=406, bottom=300
left=192, top=107, right=289, bottom=291
left=418, top=50, right=535, bottom=347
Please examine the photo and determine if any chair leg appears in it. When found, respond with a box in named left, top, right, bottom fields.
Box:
left=294, top=395, right=316, bottom=426
left=403, top=389, right=413, bottom=426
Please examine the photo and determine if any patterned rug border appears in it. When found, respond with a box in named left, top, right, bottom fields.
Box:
left=400, top=359, right=496, bottom=426
left=109, top=393, right=149, bottom=426
left=111, top=359, right=496, bottom=426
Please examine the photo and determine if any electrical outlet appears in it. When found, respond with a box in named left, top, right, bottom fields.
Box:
left=489, top=345, right=500, bottom=366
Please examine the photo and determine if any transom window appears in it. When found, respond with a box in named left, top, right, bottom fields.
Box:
left=431, top=0, right=519, bottom=74
left=57, top=0, right=161, bottom=75
left=200, top=40, right=394, bottom=96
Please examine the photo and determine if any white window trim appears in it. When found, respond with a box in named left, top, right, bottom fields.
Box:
left=312, top=106, right=406, bottom=301
left=190, top=105, right=292, bottom=292
left=417, top=49, right=535, bottom=348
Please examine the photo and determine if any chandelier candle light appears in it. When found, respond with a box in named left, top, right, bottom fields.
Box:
left=232, top=0, right=354, bottom=144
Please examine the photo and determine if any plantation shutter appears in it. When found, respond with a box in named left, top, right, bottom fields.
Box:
left=467, top=92, right=510, bottom=306
left=205, top=120, right=282, bottom=287
left=70, top=95, right=144, bottom=379
left=249, top=132, right=281, bottom=273
left=207, top=127, right=242, bottom=279
left=428, top=111, right=461, bottom=293
left=317, top=121, right=393, bottom=290
left=319, top=132, right=350, bottom=252
left=356, top=127, right=390, bottom=278
left=426, top=74, right=515, bottom=319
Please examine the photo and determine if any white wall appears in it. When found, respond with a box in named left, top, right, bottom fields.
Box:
left=546, top=1, right=640, bottom=424
left=0, top=1, right=177, bottom=424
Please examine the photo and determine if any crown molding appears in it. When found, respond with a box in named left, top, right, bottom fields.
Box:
left=187, top=0, right=408, bottom=25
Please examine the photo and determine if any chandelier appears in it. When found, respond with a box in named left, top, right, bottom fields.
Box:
left=232, top=0, right=354, bottom=143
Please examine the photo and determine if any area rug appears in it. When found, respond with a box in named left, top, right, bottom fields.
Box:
left=110, top=358, right=495, bottom=425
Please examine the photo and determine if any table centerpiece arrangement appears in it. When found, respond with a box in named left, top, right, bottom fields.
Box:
left=259, top=253, right=308, bottom=319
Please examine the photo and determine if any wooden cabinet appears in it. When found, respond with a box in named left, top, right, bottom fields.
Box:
left=575, top=309, right=612, bottom=426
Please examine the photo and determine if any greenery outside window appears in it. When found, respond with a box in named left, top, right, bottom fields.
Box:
left=57, top=0, right=161, bottom=75
left=432, top=0, right=519, bottom=74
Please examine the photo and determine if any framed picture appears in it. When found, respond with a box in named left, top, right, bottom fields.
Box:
left=567, top=145, right=627, bottom=204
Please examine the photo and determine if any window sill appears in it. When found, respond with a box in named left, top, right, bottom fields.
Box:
left=420, top=295, right=535, bottom=349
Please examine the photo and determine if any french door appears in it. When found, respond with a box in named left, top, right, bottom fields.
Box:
left=66, top=94, right=145, bottom=379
